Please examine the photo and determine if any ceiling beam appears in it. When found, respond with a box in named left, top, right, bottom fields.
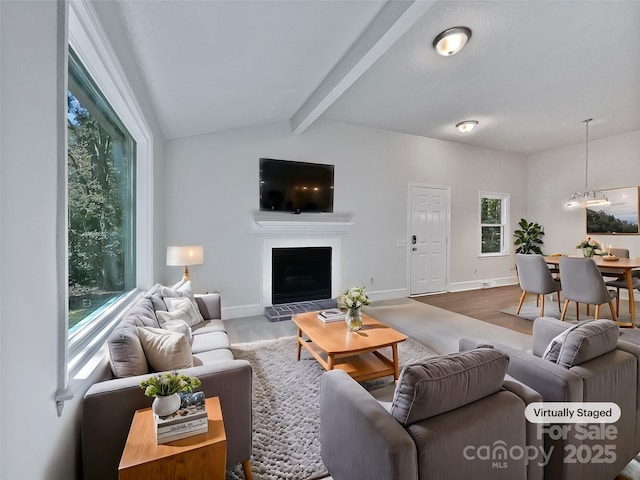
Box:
left=290, top=0, right=436, bottom=135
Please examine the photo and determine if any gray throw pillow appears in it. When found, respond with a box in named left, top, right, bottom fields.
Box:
left=556, top=319, right=619, bottom=368
left=389, top=348, right=509, bottom=426
left=107, top=321, right=149, bottom=378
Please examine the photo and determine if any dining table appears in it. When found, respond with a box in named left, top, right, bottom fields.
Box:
left=544, top=255, right=640, bottom=328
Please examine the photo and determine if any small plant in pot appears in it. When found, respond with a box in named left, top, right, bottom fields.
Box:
left=513, top=218, right=545, bottom=255
left=140, top=371, right=201, bottom=417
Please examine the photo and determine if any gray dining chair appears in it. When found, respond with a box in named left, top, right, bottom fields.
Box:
left=515, top=253, right=562, bottom=317
left=558, top=256, right=617, bottom=322
left=604, top=248, right=640, bottom=315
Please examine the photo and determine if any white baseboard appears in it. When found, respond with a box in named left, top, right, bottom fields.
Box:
left=368, top=288, right=410, bottom=302
left=222, top=304, right=264, bottom=320
left=449, top=276, right=518, bottom=292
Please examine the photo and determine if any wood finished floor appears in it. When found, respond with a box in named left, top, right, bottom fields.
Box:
left=412, top=284, right=534, bottom=335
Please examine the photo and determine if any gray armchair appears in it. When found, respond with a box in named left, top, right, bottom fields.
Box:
left=461, top=316, right=640, bottom=480
left=320, top=348, right=543, bottom=480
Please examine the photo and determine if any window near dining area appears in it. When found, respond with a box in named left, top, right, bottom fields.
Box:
left=480, top=192, right=509, bottom=255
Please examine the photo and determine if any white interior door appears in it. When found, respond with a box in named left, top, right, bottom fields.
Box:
left=410, top=185, right=449, bottom=295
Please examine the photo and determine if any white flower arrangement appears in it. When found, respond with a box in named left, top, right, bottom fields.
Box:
left=338, top=286, right=371, bottom=314
left=576, top=236, right=603, bottom=255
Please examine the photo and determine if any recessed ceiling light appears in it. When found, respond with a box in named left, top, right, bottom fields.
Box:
left=456, top=120, right=478, bottom=133
left=433, top=26, right=472, bottom=56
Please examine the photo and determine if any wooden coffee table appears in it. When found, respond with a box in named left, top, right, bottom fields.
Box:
left=292, top=311, right=407, bottom=382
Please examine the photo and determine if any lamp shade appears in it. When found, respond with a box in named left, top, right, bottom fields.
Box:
left=166, top=245, right=204, bottom=266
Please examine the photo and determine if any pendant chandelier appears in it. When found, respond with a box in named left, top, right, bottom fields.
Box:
left=565, top=118, right=610, bottom=208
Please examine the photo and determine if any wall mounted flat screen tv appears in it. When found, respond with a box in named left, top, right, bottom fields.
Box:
left=259, top=158, right=334, bottom=213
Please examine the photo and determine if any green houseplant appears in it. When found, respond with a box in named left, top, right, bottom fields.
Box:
left=513, top=218, right=545, bottom=255
left=140, top=371, right=201, bottom=416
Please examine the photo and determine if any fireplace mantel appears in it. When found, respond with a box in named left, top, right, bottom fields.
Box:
left=251, top=212, right=353, bottom=234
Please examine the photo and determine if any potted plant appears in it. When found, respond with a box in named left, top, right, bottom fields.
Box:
left=140, top=371, right=202, bottom=416
left=513, top=218, right=545, bottom=255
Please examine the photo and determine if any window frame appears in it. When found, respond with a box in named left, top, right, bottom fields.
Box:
left=56, top=0, right=153, bottom=414
left=479, top=191, right=510, bottom=257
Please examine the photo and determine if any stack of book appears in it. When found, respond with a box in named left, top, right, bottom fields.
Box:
left=317, top=308, right=344, bottom=323
left=155, top=398, right=208, bottom=444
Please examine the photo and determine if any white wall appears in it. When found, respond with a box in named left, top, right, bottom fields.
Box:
left=163, top=120, right=528, bottom=316
left=0, top=2, right=165, bottom=479
left=527, top=129, right=640, bottom=256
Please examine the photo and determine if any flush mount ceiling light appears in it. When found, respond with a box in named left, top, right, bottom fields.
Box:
left=456, top=120, right=478, bottom=133
left=433, top=26, right=472, bottom=56
left=565, top=118, right=610, bottom=208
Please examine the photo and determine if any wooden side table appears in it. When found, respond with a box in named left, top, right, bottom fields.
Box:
left=119, top=396, right=226, bottom=480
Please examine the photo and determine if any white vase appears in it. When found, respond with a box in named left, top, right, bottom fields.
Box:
left=152, top=393, right=181, bottom=417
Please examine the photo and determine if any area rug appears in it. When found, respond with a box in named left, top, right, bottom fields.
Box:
left=499, top=300, right=568, bottom=321
left=225, top=335, right=437, bottom=480
left=500, top=298, right=632, bottom=323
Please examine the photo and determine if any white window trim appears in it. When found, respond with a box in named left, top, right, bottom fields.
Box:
left=479, top=191, right=510, bottom=258
left=56, top=0, right=154, bottom=415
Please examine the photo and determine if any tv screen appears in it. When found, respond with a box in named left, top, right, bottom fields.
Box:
left=259, top=158, right=334, bottom=213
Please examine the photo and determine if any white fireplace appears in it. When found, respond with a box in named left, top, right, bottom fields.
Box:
left=262, top=237, right=341, bottom=307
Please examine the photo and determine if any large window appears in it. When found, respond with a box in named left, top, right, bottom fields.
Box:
left=480, top=192, right=509, bottom=255
left=67, top=48, right=136, bottom=333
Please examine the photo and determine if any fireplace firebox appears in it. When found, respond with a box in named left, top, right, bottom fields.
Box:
left=272, top=247, right=332, bottom=304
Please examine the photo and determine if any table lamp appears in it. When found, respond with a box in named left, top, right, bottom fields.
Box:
left=166, top=245, right=204, bottom=281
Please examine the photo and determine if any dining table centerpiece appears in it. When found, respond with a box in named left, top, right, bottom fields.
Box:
left=576, top=237, right=603, bottom=258
left=338, top=286, right=371, bottom=331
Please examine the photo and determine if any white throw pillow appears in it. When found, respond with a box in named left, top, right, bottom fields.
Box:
left=160, top=297, right=201, bottom=327
left=161, top=280, right=205, bottom=325
left=160, top=319, right=192, bottom=343
left=542, top=322, right=583, bottom=363
left=137, top=326, right=193, bottom=371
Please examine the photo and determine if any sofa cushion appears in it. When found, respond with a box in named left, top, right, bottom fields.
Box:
left=144, top=283, right=167, bottom=312
left=163, top=296, right=202, bottom=327
left=556, top=319, right=619, bottom=368
left=191, top=319, right=227, bottom=335
left=160, top=319, right=192, bottom=343
left=107, top=321, right=149, bottom=378
left=389, top=348, right=508, bottom=426
left=160, top=281, right=205, bottom=325
left=137, top=326, right=194, bottom=371
left=191, top=331, right=231, bottom=354
left=125, top=297, right=161, bottom=329
left=148, top=293, right=168, bottom=312
left=192, top=348, right=235, bottom=366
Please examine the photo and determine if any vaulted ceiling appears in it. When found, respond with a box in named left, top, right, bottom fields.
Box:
left=113, top=0, right=640, bottom=155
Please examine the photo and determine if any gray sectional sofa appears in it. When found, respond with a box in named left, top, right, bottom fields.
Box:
left=81, top=280, right=253, bottom=480
left=461, top=316, right=640, bottom=480
left=320, top=348, right=544, bottom=480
